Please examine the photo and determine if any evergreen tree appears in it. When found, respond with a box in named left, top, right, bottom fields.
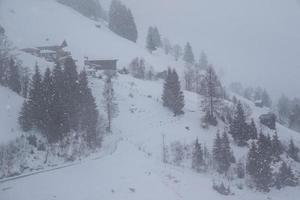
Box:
left=202, top=66, right=222, bottom=126
left=229, top=101, right=248, bottom=146
left=213, top=132, right=223, bottom=172
left=0, top=25, right=12, bottom=86
left=275, top=161, right=298, bottom=189
left=199, top=51, right=208, bottom=69
left=7, top=58, right=21, bottom=94
left=246, top=141, right=259, bottom=177
left=277, top=94, right=291, bottom=123
left=146, top=27, right=156, bottom=53
left=162, top=69, right=184, bottom=115
left=153, top=27, right=162, bottom=48
left=40, top=68, right=53, bottom=137
left=192, top=138, right=204, bottom=172
left=57, top=0, right=105, bottom=20
left=162, top=68, right=172, bottom=108
left=28, top=64, right=43, bottom=129
left=109, top=0, right=138, bottom=42
left=172, top=44, right=182, bottom=61
left=271, top=132, right=283, bottom=161
left=289, top=104, right=300, bottom=132
left=50, top=63, right=66, bottom=141
left=236, top=160, right=245, bottom=178
left=262, top=90, right=272, bottom=108
left=63, top=58, right=80, bottom=132
left=255, top=133, right=273, bottom=192
left=183, top=42, right=195, bottom=64
left=248, top=119, right=258, bottom=140
left=18, top=101, right=33, bottom=132
left=213, top=131, right=234, bottom=174
left=102, top=77, right=118, bottom=133
left=78, top=70, right=99, bottom=147
left=287, top=139, right=299, bottom=162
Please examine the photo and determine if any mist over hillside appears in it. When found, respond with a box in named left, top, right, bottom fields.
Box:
left=114, top=0, right=300, bottom=99
left=1, top=0, right=300, bottom=200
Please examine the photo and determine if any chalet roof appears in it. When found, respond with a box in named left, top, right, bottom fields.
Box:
left=85, top=59, right=118, bottom=66
left=21, top=47, right=40, bottom=52
left=36, top=40, right=68, bottom=51
left=36, top=45, right=62, bottom=51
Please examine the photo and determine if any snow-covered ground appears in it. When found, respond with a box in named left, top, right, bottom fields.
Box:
left=1, top=75, right=300, bottom=200
left=0, top=0, right=183, bottom=73
left=1, top=0, right=300, bottom=199
left=0, top=86, right=23, bottom=144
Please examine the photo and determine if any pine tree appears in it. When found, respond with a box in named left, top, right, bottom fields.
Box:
left=78, top=70, right=99, bottom=147
left=7, top=58, right=21, bottom=94
left=192, top=138, right=204, bottom=172
left=162, top=68, right=172, bottom=108
left=289, top=104, right=300, bottom=132
left=153, top=27, right=162, bottom=47
left=40, top=68, right=54, bottom=139
left=229, top=101, right=248, bottom=146
left=246, top=141, right=259, bottom=177
left=58, top=0, right=105, bottom=20
left=183, top=42, right=195, bottom=64
left=169, top=69, right=184, bottom=115
left=28, top=64, right=43, bottom=129
left=202, top=66, right=222, bottom=126
left=172, top=44, right=182, bottom=61
left=271, top=132, right=283, bottom=161
left=255, top=133, right=273, bottom=192
left=213, top=131, right=234, bottom=174
left=162, top=69, right=184, bottom=115
left=146, top=27, right=156, bottom=53
left=18, top=101, right=33, bottom=132
left=275, top=161, right=298, bottom=189
left=102, top=77, right=118, bottom=133
left=287, top=139, right=299, bottom=162
left=236, top=160, right=245, bottom=178
left=222, top=131, right=235, bottom=164
left=213, top=132, right=223, bottom=172
left=277, top=94, right=290, bottom=123
left=63, top=58, right=80, bottom=132
left=262, top=90, right=272, bottom=108
left=199, top=51, right=208, bottom=69
left=109, top=0, right=138, bottom=42
left=248, top=119, right=258, bottom=140
left=50, top=63, right=66, bottom=141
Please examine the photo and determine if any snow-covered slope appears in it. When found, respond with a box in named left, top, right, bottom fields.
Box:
left=115, top=0, right=300, bottom=98
left=1, top=0, right=300, bottom=199
left=0, top=0, right=182, bottom=73
left=1, top=75, right=300, bottom=200
left=0, top=86, right=23, bottom=144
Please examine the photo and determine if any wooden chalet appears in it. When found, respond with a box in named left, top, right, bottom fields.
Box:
left=21, top=40, right=71, bottom=62
left=84, top=59, right=117, bottom=71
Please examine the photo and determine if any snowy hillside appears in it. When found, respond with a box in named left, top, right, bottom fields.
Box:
left=117, top=0, right=300, bottom=98
left=1, top=0, right=300, bottom=200
left=0, top=0, right=182, bottom=73
left=1, top=75, right=300, bottom=200
left=0, top=86, right=23, bottom=144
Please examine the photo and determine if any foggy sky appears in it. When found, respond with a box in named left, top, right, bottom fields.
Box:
left=104, top=0, right=300, bottom=99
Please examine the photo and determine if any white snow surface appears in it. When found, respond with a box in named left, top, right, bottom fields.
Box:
left=1, top=75, right=300, bottom=200
left=0, top=0, right=183, bottom=73
left=0, top=0, right=300, bottom=199
left=0, top=86, right=23, bottom=144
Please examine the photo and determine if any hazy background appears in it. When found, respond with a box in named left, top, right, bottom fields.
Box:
left=102, top=0, right=300, bottom=99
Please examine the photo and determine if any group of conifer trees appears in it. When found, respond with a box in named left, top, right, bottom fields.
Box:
left=109, top=0, right=138, bottom=43
left=0, top=25, right=28, bottom=96
left=19, top=58, right=99, bottom=148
